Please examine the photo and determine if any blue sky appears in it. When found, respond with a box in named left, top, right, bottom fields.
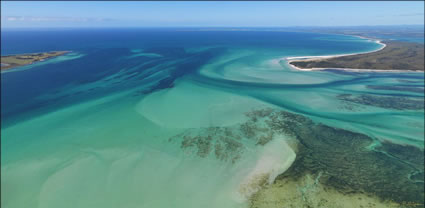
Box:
left=1, top=1, right=424, bottom=28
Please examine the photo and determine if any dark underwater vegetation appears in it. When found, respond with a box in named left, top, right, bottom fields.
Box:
left=1, top=29, right=423, bottom=208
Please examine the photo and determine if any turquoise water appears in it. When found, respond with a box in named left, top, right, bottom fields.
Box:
left=1, top=29, right=424, bottom=208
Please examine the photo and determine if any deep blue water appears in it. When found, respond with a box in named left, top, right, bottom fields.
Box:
left=1, top=29, right=384, bottom=125
left=1, top=29, right=423, bottom=136
left=1, top=28, right=424, bottom=208
left=2, top=28, right=379, bottom=55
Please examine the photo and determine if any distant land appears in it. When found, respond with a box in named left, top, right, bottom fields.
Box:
left=190, top=25, right=424, bottom=71
left=1, top=25, right=423, bottom=72
left=283, top=25, right=424, bottom=71
left=288, top=25, right=424, bottom=40
left=186, top=25, right=425, bottom=41
left=289, top=41, right=424, bottom=71
left=1, top=51, right=69, bottom=70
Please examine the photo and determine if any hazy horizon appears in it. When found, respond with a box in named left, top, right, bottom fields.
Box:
left=1, top=24, right=424, bottom=30
left=2, top=1, right=424, bottom=28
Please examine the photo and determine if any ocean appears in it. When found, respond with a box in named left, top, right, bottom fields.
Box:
left=1, top=29, right=424, bottom=208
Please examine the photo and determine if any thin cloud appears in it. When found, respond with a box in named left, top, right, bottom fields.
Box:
left=396, top=13, right=424, bottom=17
left=2, top=16, right=114, bottom=22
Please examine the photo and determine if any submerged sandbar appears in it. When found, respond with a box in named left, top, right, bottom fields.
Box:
left=246, top=109, right=424, bottom=208
left=1, top=51, right=70, bottom=70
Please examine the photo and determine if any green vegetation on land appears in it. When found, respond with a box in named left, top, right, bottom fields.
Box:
left=290, top=41, right=424, bottom=71
left=1, top=51, right=69, bottom=70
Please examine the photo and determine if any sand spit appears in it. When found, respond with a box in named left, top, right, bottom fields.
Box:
left=285, top=37, right=387, bottom=71
left=284, top=36, right=423, bottom=73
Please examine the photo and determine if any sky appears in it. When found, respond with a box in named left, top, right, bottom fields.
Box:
left=1, top=1, right=424, bottom=28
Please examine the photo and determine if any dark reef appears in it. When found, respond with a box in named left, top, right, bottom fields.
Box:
left=337, top=94, right=425, bottom=110
left=367, top=85, right=425, bottom=94
left=262, top=109, right=424, bottom=207
left=171, top=108, right=424, bottom=207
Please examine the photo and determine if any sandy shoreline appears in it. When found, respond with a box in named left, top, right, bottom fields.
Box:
left=283, top=36, right=421, bottom=73
left=1, top=50, right=71, bottom=71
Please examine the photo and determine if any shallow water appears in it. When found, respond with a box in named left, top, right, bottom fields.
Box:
left=1, top=29, right=424, bottom=208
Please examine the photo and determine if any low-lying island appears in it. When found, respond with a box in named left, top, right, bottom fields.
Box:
left=1, top=51, right=70, bottom=71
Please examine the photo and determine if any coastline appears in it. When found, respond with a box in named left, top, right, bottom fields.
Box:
left=283, top=36, right=422, bottom=72
left=2, top=29, right=424, bottom=208
left=1, top=50, right=71, bottom=71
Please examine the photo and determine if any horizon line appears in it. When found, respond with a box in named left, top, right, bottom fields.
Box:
left=2, top=24, right=424, bottom=29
